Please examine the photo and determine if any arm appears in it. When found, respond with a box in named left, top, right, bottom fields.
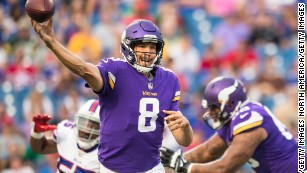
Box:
left=30, top=134, right=57, bottom=154
left=31, top=19, right=103, bottom=92
left=184, top=133, right=227, bottom=163
left=30, top=114, right=58, bottom=154
left=189, top=127, right=267, bottom=173
left=164, top=110, right=193, bottom=147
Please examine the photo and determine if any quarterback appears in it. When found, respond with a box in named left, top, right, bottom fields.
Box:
left=30, top=17, right=193, bottom=173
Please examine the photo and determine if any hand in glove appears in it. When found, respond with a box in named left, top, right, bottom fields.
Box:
left=32, top=114, right=57, bottom=133
left=160, top=146, right=191, bottom=173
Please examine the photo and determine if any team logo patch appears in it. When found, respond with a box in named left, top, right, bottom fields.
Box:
left=148, top=82, right=153, bottom=90
left=108, top=72, right=116, bottom=89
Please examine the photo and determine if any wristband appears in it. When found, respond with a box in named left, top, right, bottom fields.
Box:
left=31, top=129, right=44, bottom=139
left=187, top=163, right=194, bottom=173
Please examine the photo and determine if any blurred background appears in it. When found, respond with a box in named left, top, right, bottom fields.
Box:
left=0, top=0, right=304, bottom=172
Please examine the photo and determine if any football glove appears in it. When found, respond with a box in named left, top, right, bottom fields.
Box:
left=160, top=146, right=191, bottom=173
left=32, top=114, right=57, bottom=133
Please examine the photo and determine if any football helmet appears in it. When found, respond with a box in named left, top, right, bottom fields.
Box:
left=202, top=77, right=247, bottom=129
left=120, top=19, right=164, bottom=73
left=74, top=99, right=100, bottom=150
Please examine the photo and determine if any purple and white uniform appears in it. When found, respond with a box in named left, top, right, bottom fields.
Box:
left=95, top=58, right=181, bottom=172
left=218, top=101, right=301, bottom=173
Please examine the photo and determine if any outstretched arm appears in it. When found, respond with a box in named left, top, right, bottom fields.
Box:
left=164, top=110, right=193, bottom=147
left=30, top=114, right=58, bottom=154
left=31, top=19, right=103, bottom=92
left=188, top=127, right=267, bottom=173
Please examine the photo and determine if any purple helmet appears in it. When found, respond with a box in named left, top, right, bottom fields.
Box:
left=202, top=77, right=247, bottom=129
left=120, top=20, right=164, bottom=73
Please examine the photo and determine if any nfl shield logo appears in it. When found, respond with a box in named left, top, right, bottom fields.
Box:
left=148, top=82, right=153, bottom=90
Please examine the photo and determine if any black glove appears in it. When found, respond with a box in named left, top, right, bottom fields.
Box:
left=160, top=146, right=191, bottom=173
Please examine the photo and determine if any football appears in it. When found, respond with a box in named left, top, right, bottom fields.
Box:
left=25, top=0, right=55, bottom=23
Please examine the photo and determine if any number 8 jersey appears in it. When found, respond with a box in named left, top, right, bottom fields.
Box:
left=218, top=101, right=303, bottom=173
left=53, top=120, right=100, bottom=173
left=95, top=58, right=181, bottom=173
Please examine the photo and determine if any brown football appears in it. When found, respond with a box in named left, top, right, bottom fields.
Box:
left=25, top=0, right=55, bottom=23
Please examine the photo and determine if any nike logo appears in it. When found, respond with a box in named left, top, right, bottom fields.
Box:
left=240, top=113, right=249, bottom=119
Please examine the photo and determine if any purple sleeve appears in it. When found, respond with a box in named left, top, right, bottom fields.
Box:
left=168, top=74, right=181, bottom=111
left=85, top=58, right=119, bottom=95
left=217, top=126, right=229, bottom=144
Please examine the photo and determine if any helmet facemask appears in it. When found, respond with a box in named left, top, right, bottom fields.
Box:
left=202, top=99, right=242, bottom=129
left=74, top=113, right=100, bottom=150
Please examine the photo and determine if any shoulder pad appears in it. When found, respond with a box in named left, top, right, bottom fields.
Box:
left=53, top=120, right=74, bottom=142
left=232, top=111, right=264, bottom=136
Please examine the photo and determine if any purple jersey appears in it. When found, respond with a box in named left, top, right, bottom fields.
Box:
left=95, top=58, right=180, bottom=172
left=218, top=101, right=300, bottom=173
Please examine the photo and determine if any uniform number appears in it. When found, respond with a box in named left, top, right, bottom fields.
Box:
left=138, top=98, right=159, bottom=132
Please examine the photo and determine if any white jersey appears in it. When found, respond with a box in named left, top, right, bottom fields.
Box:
left=53, top=120, right=100, bottom=173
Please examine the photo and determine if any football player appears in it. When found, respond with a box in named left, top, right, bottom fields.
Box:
left=30, top=99, right=100, bottom=173
left=160, top=77, right=301, bottom=173
left=30, top=18, right=193, bottom=173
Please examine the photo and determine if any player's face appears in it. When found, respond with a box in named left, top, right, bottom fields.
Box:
left=134, top=42, right=157, bottom=67
left=79, top=130, right=99, bottom=140
left=208, top=105, right=221, bottom=121
left=78, top=119, right=100, bottom=140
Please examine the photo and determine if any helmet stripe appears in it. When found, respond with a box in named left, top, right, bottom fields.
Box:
left=89, top=100, right=99, bottom=112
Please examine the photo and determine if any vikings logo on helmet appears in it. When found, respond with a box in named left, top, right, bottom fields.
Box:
left=202, top=77, right=247, bottom=129
left=120, top=20, right=165, bottom=73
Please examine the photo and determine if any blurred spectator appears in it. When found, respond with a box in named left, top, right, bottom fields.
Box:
left=168, top=34, right=199, bottom=74
left=6, top=46, right=36, bottom=91
left=22, top=84, right=54, bottom=122
left=67, top=16, right=102, bottom=63
left=122, top=0, right=155, bottom=26
left=199, top=44, right=220, bottom=72
left=2, top=155, right=35, bottom=173
left=248, top=9, right=280, bottom=46
left=0, top=116, right=27, bottom=171
left=0, top=102, right=9, bottom=132
left=204, top=0, right=237, bottom=17
left=92, top=3, right=124, bottom=58
left=0, top=5, right=17, bottom=44
left=212, top=11, right=250, bottom=55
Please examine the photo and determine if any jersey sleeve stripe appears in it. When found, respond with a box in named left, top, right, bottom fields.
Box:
left=233, top=120, right=263, bottom=135
left=172, top=96, right=180, bottom=101
left=108, top=72, right=116, bottom=89
left=108, top=76, right=115, bottom=89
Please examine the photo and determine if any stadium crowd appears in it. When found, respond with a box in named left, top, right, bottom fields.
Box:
left=0, top=0, right=302, bottom=172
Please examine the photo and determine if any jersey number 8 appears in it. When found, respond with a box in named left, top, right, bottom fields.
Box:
left=138, top=98, right=159, bottom=132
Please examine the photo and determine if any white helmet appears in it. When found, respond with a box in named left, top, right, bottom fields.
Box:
left=74, top=99, right=100, bottom=150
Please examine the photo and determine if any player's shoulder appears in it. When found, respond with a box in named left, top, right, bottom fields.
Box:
left=56, top=119, right=75, bottom=135
left=98, top=57, right=126, bottom=65
left=156, top=66, right=178, bottom=79
left=230, top=101, right=265, bottom=136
